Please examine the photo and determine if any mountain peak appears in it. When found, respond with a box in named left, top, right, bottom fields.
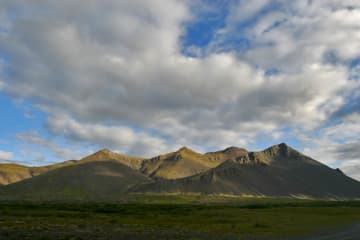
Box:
left=177, top=146, right=197, bottom=154
left=261, top=142, right=325, bottom=166
left=179, top=146, right=189, bottom=151
left=266, top=142, right=292, bottom=153
left=79, top=149, right=144, bottom=170
left=98, top=148, right=111, bottom=153
left=273, top=142, right=289, bottom=149
left=255, top=142, right=300, bottom=162
left=222, top=146, right=248, bottom=153
left=81, top=149, right=117, bottom=162
left=278, top=142, right=291, bottom=150
left=90, top=148, right=114, bottom=157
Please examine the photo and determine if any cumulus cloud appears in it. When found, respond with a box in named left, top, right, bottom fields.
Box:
left=216, top=0, right=360, bottom=69
left=0, top=0, right=359, bottom=175
left=46, top=116, right=172, bottom=157
left=0, top=150, right=13, bottom=161
left=226, top=0, right=271, bottom=24
left=300, top=112, right=360, bottom=180
left=331, top=142, right=360, bottom=162
left=16, top=131, right=86, bottom=161
left=304, top=141, right=360, bottom=165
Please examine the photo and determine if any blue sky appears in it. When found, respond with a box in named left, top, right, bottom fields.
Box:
left=0, top=0, right=359, bottom=180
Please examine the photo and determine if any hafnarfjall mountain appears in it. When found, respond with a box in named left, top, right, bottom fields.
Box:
left=0, top=143, right=359, bottom=200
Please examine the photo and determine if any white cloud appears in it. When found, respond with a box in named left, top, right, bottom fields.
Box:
left=16, top=131, right=86, bottom=161
left=342, top=164, right=360, bottom=181
left=0, top=0, right=359, bottom=164
left=46, top=116, right=172, bottom=157
left=300, top=113, right=360, bottom=180
left=227, top=0, right=271, bottom=24
left=0, top=150, right=13, bottom=161
left=350, top=64, right=360, bottom=80
left=212, top=1, right=360, bottom=71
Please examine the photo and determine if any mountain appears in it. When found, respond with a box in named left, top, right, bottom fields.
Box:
left=1, top=143, right=359, bottom=199
left=0, top=164, right=35, bottom=186
left=140, top=147, right=224, bottom=179
left=132, top=143, right=360, bottom=198
left=205, top=146, right=249, bottom=163
left=0, top=149, right=143, bottom=186
left=0, top=160, right=77, bottom=186
left=0, top=160, right=152, bottom=200
left=79, top=148, right=144, bottom=169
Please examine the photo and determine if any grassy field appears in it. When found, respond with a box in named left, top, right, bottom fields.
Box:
left=0, top=195, right=359, bottom=240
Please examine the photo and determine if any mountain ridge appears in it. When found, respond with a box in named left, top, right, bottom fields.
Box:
left=0, top=149, right=143, bottom=186
left=1, top=143, right=359, bottom=199
left=140, top=146, right=221, bottom=179
left=79, top=148, right=144, bottom=169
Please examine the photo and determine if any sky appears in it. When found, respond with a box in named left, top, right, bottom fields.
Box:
left=0, top=0, right=359, bottom=180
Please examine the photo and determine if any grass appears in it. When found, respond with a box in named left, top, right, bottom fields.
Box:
left=0, top=195, right=359, bottom=240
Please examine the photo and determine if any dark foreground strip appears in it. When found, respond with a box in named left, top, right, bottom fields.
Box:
left=288, top=221, right=360, bottom=240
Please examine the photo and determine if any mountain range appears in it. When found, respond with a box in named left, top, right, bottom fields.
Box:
left=0, top=143, right=359, bottom=200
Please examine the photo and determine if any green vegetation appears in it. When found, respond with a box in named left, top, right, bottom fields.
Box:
left=0, top=196, right=359, bottom=240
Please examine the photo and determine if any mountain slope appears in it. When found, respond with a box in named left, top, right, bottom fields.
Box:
left=0, top=160, right=152, bottom=200
left=80, top=149, right=144, bottom=170
left=0, top=160, right=77, bottom=186
left=132, top=143, right=360, bottom=198
left=140, top=147, right=224, bottom=179
left=205, top=146, right=249, bottom=163
left=0, top=164, right=34, bottom=186
left=0, top=149, right=143, bottom=186
left=1, top=143, right=359, bottom=199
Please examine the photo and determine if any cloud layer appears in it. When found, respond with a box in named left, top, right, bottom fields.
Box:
left=0, top=0, right=359, bottom=178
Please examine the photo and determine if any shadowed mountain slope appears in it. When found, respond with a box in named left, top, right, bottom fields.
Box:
left=0, top=146, right=251, bottom=186
left=1, top=143, right=359, bottom=199
left=0, top=149, right=143, bottom=186
left=132, top=143, right=360, bottom=198
left=205, top=146, right=249, bottom=163
left=140, top=147, right=225, bottom=179
left=140, top=146, right=255, bottom=180
left=0, top=161, right=77, bottom=186
left=0, top=164, right=36, bottom=186
left=0, top=160, right=152, bottom=200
